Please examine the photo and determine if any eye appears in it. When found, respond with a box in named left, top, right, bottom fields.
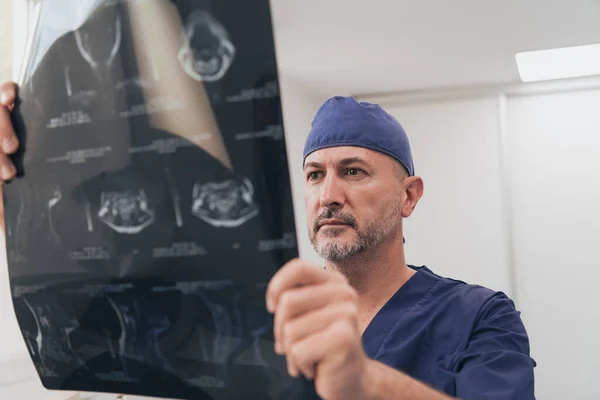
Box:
left=307, top=171, right=322, bottom=181
left=346, top=168, right=364, bottom=176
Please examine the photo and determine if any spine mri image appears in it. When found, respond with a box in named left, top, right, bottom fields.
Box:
left=4, top=0, right=318, bottom=399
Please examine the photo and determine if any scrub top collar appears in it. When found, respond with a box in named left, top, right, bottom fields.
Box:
left=361, top=265, right=439, bottom=359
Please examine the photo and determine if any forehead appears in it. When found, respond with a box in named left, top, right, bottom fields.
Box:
left=304, top=146, right=390, bottom=167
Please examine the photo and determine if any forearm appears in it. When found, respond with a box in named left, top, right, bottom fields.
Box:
left=363, top=359, right=454, bottom=400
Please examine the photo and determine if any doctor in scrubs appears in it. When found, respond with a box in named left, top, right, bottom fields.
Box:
left=0, top=85, right=535, bottom=399
left=265, top=96, right=536, bottom=400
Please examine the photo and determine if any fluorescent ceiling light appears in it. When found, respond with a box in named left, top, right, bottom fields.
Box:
left=515, top=43, right=600, bottom=82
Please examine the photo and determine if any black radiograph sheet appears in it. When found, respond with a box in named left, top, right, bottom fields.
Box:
left=4, top=1, right=318, bottom=398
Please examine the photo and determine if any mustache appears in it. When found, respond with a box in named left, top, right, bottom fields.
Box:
left=313, top=209, right=357, bottom=232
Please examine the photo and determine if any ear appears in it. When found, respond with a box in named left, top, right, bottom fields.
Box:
left=401, top=176, right=424, bottom=218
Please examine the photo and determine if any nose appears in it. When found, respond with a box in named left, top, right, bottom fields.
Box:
left=319, top=173, right=345, bottom=210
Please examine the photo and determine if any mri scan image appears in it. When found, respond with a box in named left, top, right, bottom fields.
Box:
left=19, top=293, right=88, bottom=378
left=178, top=10, right=235, bottom=82
left=63, top=10, right=124, bottom=112
left=74, top=12, right=122, bottom=90
left=98, top=190, right=155, bottom=234
left=5, top=183, right=32, bottom=263
left=4, top=180, right=67, bottom=263
left=106, top=293, right=176, bottom=380
left=191, top=177, right=258, bottom=228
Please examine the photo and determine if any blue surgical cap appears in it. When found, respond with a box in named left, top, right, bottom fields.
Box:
left=303, top=96, right=415, bottom=176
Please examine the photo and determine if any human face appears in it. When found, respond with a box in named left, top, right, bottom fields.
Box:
left=303, top=146, right=405, bottom=261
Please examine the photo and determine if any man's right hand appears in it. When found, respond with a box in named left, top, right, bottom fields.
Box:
left=0, top=81, right=20, bottom=181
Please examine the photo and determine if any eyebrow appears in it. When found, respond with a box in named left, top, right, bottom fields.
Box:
left=303, top=157, right=370, bottom=171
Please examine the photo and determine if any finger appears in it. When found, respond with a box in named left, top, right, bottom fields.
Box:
left=282, top=300, right=358, bottom=355
left=0, top=153, right=16, bottom=181
left=0, top=82, right=18, bottom=110
left=273, top=282, right=357, bottom=354
left=0, top=106, right=19, bottom=155
left=289, top=319, right=358, bottom=380
left=286, top=354, right=299, bottom=378
left=266, top=258, right=346, bottom=313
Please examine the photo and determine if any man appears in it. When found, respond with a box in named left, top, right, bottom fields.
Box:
left=0, top=84, right=536, bottom=399
left=264, top=96, right=536, bottom=400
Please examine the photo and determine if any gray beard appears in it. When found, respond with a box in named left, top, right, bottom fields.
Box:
left=312, top=225, right=386, bottom=261
left=309, top=198, right=403, bottom=262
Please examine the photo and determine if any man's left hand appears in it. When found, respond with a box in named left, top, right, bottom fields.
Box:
left=266, top=258, right=374, bottom=400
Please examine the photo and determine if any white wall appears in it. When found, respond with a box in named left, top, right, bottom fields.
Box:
left=382, top=97, right=513, bottom=295
left=507, top=89, right=600, bottom=400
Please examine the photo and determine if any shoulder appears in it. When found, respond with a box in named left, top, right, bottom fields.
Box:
left=416, top=266, right=505, bottom=318
left=414, top=266, right=529, bottom=348
left=416, top=267, right=535, bottom=398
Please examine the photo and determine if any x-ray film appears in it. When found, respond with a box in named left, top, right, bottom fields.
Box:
left=4, top=0, right=317, bottom=399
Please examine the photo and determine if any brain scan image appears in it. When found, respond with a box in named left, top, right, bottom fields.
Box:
left=98, top=190, right=155, bottom=234
left=191, top=177, right=258, bottom=228
left=177, top=10, right=235, bottom=82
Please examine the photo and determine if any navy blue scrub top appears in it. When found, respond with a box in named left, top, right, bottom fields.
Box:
left=361, top=266, right=536, bottom=400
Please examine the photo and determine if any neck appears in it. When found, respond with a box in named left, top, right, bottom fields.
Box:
left=324, top=233, right=416, bottom=333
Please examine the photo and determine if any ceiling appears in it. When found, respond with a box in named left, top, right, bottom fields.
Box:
left=270, top=0, right=600, bottom=96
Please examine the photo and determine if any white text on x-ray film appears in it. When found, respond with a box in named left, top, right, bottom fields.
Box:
left=191, top=178, right=258, bottom=228
left=68, top=246, right=112, bottom=261
left=46, top=146, right=112, bottom=165
left=129, top=134, right=212, bottom=155
left=119, top=95, right=183, bottom=118
left=178, top=11, right=235, bottom=82
left=225, top=80, right=279, bottom=103
left=103, top=283, right=135, bottom=294
left=234, top=125, right=284, bottom=141
left=98, top=190, right=155, bottom=234
left=95, top=371, right=140, bottom=383
left=12, top=285, right=46, bottom=298
left=47, top=111, right=92, bottom=129
left=187, top=376, right=226, bottom=389
left=152, top=242, right=207, bottom=259
left=175, top=281, right=233, bottom=294
left=258, top=232, right=297, bottom=252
